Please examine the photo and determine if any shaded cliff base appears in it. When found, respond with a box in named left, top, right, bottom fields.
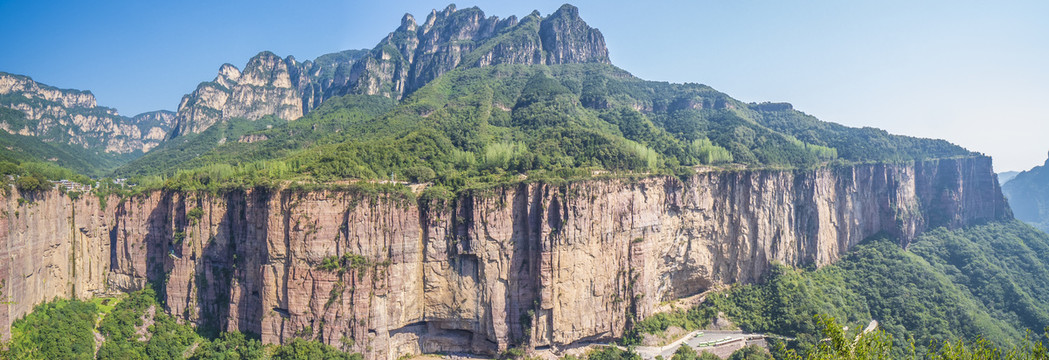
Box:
left=0, top=156, right=1011, bottom=359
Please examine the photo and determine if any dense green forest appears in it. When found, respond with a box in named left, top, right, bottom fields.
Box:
left=625, top=220, right=1049, bottom=358
left=2, top=288, right=362, bottom=360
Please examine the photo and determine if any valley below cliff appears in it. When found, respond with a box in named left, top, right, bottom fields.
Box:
left=0, top=156, right=1008, bottom=359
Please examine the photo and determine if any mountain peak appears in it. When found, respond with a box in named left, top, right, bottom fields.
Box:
left=539, top=3, right=610, bottom=64
left=552, top=3, right=580, bottom=18
left=167, top=4, right=612, bottom=139
left=400, top=13, right=417, bottom=31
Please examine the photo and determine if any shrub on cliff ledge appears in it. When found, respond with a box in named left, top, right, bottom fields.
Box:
left=14, top=174, right=48, bottom=192
left=317, top=252, right=371, bottom=278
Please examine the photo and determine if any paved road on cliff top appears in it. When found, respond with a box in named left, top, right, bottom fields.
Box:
left=632, top=330, right=764, bottom=360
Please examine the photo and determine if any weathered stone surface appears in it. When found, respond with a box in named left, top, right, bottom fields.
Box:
left=540, top=5, right=610, bottom=65
left=0, top=189, right=118, bottom=340
left=0, top=157, right=1010, bottom=357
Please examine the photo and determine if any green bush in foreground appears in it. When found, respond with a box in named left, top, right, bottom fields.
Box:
left=1, top=287, right=364, bottom=360
left=4, top=298, right=98, bottom=360
left=779, top=315, right=1049, bottom=360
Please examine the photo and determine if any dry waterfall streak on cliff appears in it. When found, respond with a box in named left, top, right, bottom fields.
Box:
left=0, top=157, right=1009, bottom=356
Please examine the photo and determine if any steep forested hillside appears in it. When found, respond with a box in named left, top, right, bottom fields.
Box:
left=629, top=220, right=1049, bottom=357
left=113, top=63, right=971, bottom=193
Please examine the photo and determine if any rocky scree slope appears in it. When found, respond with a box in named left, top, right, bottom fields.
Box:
left=0, top=156, right=1009, bottom=358
left=168, top=4, right=609, bottom=138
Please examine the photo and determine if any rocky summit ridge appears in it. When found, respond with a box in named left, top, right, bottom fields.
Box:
left=168, top=4, right=610, bottom=138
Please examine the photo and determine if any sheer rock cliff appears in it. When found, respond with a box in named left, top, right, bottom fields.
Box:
left=0, top=157, right=1010, bottom=357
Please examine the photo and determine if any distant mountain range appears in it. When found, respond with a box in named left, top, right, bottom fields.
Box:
left=166, top=4, right=609, bottom=139
left=1002, top=152, right=1049, bottom=232
left=999, top=170, right=1020, bottom=184
left=0, top=72, right=174, bottom=173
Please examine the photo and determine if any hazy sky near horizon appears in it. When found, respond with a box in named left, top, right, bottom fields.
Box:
left=1, top=1, right=1046, bottom=172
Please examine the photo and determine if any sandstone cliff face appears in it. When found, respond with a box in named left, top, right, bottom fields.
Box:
left=0, top=72, right=173, bottom=154
left=169, top=4, right=611, bottom=138
left=0, top=190, right=117, bottom=340
left=0, top=157, right=1010, bottom=356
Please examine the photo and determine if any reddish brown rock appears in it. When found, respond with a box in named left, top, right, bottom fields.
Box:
left=0, top=157, right=1010, bottom=359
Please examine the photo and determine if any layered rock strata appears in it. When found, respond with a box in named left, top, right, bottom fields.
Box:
left=0, top=157, right=1010, bottom=357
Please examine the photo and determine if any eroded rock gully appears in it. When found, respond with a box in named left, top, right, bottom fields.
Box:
left=0, top=157, right=1010, bottom=358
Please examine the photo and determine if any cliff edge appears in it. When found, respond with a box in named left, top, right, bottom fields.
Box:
left=0, top=156, right=1010, bottom=357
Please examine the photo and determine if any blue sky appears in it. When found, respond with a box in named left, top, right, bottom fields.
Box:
left=1, top=0, right=1046, bottom=171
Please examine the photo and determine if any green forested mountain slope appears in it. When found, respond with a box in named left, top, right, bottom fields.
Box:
left=113, top=63, right=972, bottom=191
left=0, top=107, right=113, bottom=185
left=630, top=220, right=1049, bottom=357
left=0, top=108, right=96, bottom=172
left=114, top=95, right=395, bottom=178
left=0, top=72, right=175, bottom=172
left=2, top=3, right=974, bottom=188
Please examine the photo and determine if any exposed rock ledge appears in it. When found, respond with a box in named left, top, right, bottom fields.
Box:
left=0, top=156, right=1010, bottom=359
